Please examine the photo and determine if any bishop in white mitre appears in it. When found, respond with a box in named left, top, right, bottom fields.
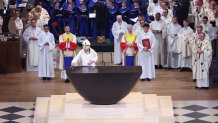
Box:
left=38, top=25, right=55, bottom=80
left=192, top=32, right=212, bottom=89
left=150, top=13, right=167, bottom=68
left=23, top=19, right=42, bottom=71
left=177, top=19, right=194, bottom=71
left=71, top=40, right=98, bottom=66
left=166, top=17, right=182, bottom=69
left=112, top=15, right=128, bottom=65
left=137, top=23, right=156, bottom=81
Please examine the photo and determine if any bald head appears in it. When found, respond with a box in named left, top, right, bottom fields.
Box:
left=117, top=15, right=123, bottom=23
left=127, top=24, right=133, bottom=33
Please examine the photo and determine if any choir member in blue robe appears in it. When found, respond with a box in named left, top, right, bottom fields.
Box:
left=62, top=0, right=74, bottom=10
left=50, top=2, right=64, bottom=41
left=63, top=3, right=76, bottom=34
left=88, top=0, right=97, bottom=38
left=129, top=0, right=140, bottom=24
left=107, top=1, right=118, bottom=40
left=115, top=0, right=122, bottom=7
left=77, top=2, right=89, bottom=36
left=119, top=1, right=130, bottom=24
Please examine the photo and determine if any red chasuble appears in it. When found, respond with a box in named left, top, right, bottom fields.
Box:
left=59, top=42, right=77, bottom=51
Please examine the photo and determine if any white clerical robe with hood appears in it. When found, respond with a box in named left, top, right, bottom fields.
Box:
left=150, top=19, right=167, bottom=66
left=72, top=48, right=98, bottom=66
left=23, top=26, right=42, bottom=71
left=0, top=16, right=3, bottom=33
left=38, top=31, right=55, bottom=78
left=112, top=21, right=128, bottom=64
left=166, top=23, right=182, bottom=68
left=137, top=31, right=156, bottom=79
left=201, top=23, right=213, bottom=41
left=192, top=38, right=212, bottom=88
left=177, top=27, right=194, bottom=68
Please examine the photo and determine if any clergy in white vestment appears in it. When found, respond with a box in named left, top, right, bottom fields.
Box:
left=112, top=15, right=128, bottom=65
left=166, top=16, right=182, bottom=69
left=23, top=19, right=42, bottom=71
left=201, top=16, right=213, bottom=41
left=189, top=25, right=210, bottom=81
left=192, top=1, right=206, bottom=28
left=59, top=26, right=77, bottom=83
left=192, top=32, right=212, bottom=89
left=8, top=10, right=23, bottom=36
left=137, top=23, right=156, bottom=81
left=205, top=1, right=217, bottom=21
left=38, top=25, right=55, bottom=80
left=150, top=13, right=167, bottom=69
left=161, top=9, right=172, bottom=27
left=8, top=10, right=24, bottom=56
left=27, top=5, right=50, bottom=30
left=177, top=19, right=194, bottom=71
left=147, top=0, right=161, bottom=16
left=133, top=14, right=144, bottom=33
left=0, top=15, right=3, bottom=33
left=71, top=40, right=98, bottom=66
left=159, top=2, right=173, bottom=18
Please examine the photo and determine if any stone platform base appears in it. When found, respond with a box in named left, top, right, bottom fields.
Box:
left=33, top=92, right=175, bottom=123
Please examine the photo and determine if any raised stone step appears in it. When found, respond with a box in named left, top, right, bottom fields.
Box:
left=65, top=92, right=144, bottom=116
left=33, top=93, right=174, bottom=123
left=33, top=97, right=50, bottom=123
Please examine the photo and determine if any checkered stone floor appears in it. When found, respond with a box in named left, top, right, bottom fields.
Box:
left=0, top=101, right=217, bottom=123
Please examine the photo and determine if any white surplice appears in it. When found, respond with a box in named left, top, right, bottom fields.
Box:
left=201, top=23, right=213, bottom=41
left=38, top=31, right=55, bottom=77
left=23, top=26, right=42, bottom=71
left=147, top=2, right=161, bottom=16
left=150, top=19, right=167, bottom=66
left=177, top=27, right=194, bottom=68
left=72, top=48, right=98, bottom=66
left=166, top=23, right=182, bottom=68
left=112, top=21, right=128, bottom=64
left=192, top=39, right=212, bottom=88
left=137, top=31, right=156, bottom=79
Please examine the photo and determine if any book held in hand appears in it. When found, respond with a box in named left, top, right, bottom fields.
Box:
left=142, top=38, right=151, bottom=49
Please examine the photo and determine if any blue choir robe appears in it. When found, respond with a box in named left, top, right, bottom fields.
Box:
left=88, top=0, right=97, bottom=38
left=63, top=7, right=76, bottom=34
left=50, top=7, right=64, bottom=41
left=119, top=6, right=130, bottom=24
left=115, top=0, right=122, bottom=7
left=77, top=6, right=89, bottom=36
left=129, top=6, right=140, bottom=24
left=108, top=6, right=118, bottom=40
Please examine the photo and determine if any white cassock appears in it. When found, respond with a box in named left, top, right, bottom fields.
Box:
left=147, top=3, right=161, bottom=16
left=112, top=21, right=128, bottom=64
left=72, top=48, right=98, bottom=66
left=177, top=27, right=194, bottom=68
left=192, top=39, right=212, bottom=88
left=150, top=20, right=167, bottom=66
left=137, top=32, right=156, bottom=79
left=38, top=31, right=55, bottom=78
left=192, top=6, right=206, bottom=27
left=201, top=23, right=213, bottom=41
left=161, top=16, right=172, bottom=27
left=166, top=23, right=182, bottom=68
left=23, top=26, right=42, bottom=71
